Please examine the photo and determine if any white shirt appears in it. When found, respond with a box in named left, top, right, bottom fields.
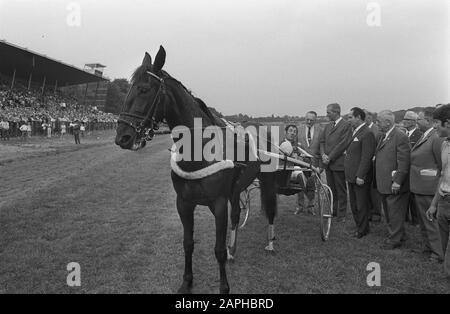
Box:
left=334, top=117, right=343, bottom=127
left=368, top=122, right=374, bottom=129
left=305, top=125, right=315, bottom=146
left=384, top=126, right=395, bottom=141
left=422, top=127, right=433, bottom=139
left=439, top=140, right=450, bottom=195
left=407, top=127, right=417, bottom=138
left=353, top=123, right=365, bottom=136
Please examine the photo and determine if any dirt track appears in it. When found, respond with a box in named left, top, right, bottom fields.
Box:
left=0, top=132, right=449, bottom=293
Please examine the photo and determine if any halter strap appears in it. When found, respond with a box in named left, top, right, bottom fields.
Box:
left=146, top=71, right=163, bottom=82
left=118, top=71, right=166, bottom=139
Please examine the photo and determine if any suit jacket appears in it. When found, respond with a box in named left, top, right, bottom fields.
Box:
left=410, top=129, right=443, bottom=195
left=344, top=124, right=376, bottom=184
left=319, top=119, right=352, bottom=171
left=375, top=127, right=411, bottom=194
left=407, top=128, right=423, bottom=148
left=298, top=123, right=322, bottom=167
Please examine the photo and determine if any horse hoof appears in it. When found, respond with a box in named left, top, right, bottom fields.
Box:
left=227, top=247, right=235, bottom=261
left=177, top=287, right=192, bottom=294
left=177, top=281, right=193, bottom=294
left=220, top=286, right=230, bottom=294
left=264, top=247, right=276, bottom=255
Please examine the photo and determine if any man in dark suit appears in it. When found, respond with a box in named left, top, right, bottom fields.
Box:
left=296, top=111, right=322, bottom=214
left=365, top=110, right=383, bottom=222
left=403, top=111, right=423, bottom=226
left=320, top=103, right=352, bottom=221
left=345, top=108, right=376, bottom=238
left=375, top=110, right=411, bottom=249
left=411, top=109, right=444, bottom=262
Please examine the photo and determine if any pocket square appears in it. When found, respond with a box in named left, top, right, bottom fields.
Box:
left=353, top=137, right=359, bottom=142
left=420, top=169, right=438, bottom=176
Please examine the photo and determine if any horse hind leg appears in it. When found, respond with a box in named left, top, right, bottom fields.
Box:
left=210, top=197, right=230, bottom=294
left=228, top=162, right=260, bottom=260
left=259, top=173, right=278, bottom=254
left=176, top=196, right=195, bottom=294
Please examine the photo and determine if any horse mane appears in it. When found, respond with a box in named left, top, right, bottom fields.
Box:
left=194, top=97, right=225, bottom=127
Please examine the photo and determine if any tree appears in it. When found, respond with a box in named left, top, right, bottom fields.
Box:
left=105, top=79, right=130, bottom=113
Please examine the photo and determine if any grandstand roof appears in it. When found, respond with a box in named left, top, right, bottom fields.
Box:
left=85, top=63, right=106, bottom=69
left=0, top=40, right=109, bottom=87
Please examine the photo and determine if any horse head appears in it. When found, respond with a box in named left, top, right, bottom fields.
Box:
left=115, top=46, right=167, bottom=150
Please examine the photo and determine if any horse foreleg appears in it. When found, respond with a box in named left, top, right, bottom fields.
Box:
left=265, top=224, right=276, bottom=253
left=211, top=197, right=230, bottom=294
left=227, top=191, right=240, bottom=261
left=176, top=196, right=195, bottom=294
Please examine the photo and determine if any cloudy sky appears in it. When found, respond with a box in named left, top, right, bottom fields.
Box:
left=0, top=0, right=448, bottom=116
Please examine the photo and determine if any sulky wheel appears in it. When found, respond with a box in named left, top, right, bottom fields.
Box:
left=315, top=174, right=333, bottom=241
left=238, top=180, right=260, bottom=229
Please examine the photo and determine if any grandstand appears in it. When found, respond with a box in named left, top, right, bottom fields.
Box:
left=0, top=40, right=109, bottom=107
left=0, top=40, right=115, bottom=138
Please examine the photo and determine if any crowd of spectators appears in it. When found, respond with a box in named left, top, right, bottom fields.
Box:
left=0, top=83, right=117, bottom=139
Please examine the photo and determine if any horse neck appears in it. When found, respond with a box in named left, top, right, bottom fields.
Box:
left=164, top=81, right=216, bottom=131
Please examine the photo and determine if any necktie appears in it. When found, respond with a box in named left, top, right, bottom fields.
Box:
left=307, top=126, right=312, bottom=145
left=331, top=121, right=335, bottom=128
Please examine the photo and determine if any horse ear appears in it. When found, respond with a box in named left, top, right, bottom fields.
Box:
left=153, top=46, right=166, bottom=73
left=142, top=52, right=152, bottom=67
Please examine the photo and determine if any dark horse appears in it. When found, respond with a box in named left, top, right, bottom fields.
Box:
left=115, top=46, right=280, bottom=294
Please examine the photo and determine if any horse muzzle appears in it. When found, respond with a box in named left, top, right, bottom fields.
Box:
left=115, top=134, right=135, bottom=150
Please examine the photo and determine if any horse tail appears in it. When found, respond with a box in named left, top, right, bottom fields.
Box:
left=258, top=172, right=277, bottom=224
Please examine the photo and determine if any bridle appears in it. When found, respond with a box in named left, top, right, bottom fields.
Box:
left=118, top=71, right=166, bottom=142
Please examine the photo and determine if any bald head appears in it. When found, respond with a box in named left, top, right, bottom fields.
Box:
left=403, top=110, right=418, bottom=131
left=326, top=103, right=341, bottom=122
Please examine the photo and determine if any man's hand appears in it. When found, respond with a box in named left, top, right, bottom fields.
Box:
left=356, top=177, right=365, bottom=186
left=391, top=182, right=401, bottom=194
left=426, top=206, right=437, bottom=221
left=322, top=154, right=330, bottom=165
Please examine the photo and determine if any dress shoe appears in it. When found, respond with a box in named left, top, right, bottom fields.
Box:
left=410, top=248, right=431, bottom=256
left=356, top=231, right=369, bottom=239
left=429, top=256, right=443, bottom=264
left=381, top=241, right=402, bottom=250
left=371, top=215, right=381, bottom=223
